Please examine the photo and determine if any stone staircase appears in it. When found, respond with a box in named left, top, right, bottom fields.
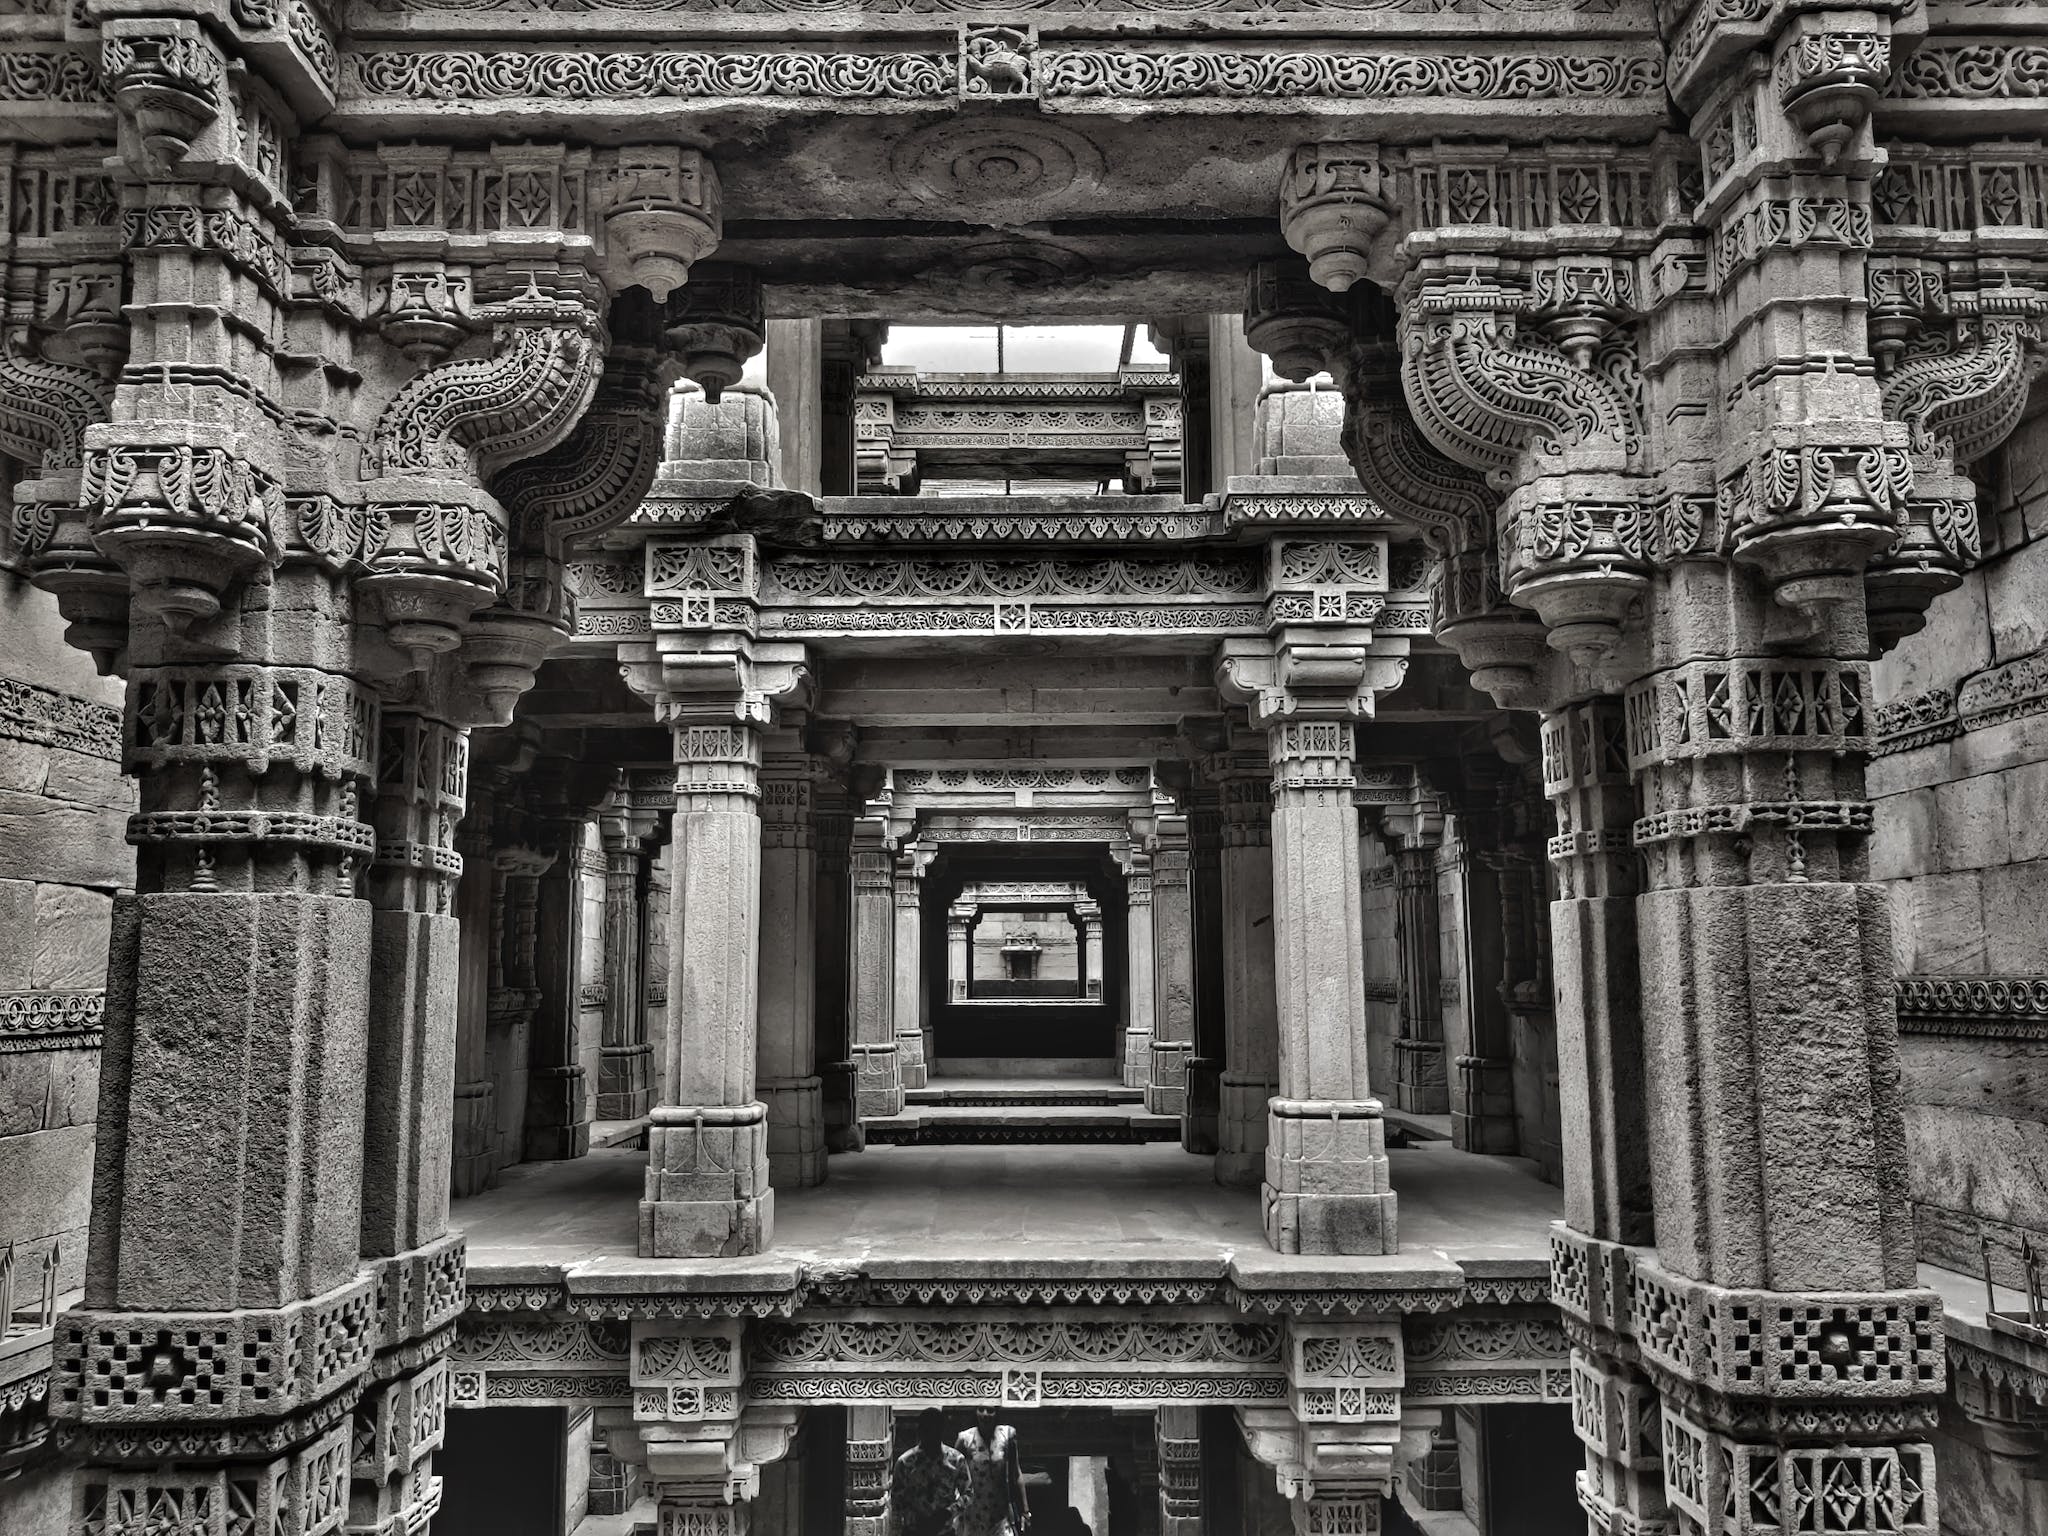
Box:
left=866, top=1078, right=1180, bottom=1145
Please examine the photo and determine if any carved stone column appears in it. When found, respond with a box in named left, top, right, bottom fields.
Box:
left=758, top=738, right=824, bottom=1190
left=849, top=815, right=901, bottom=1118
left=891, top=845, right=933, bottom=1090
left=525, top=764, right=609, bottom=1162
left=1543, top=699, right=1653, bottom=1248
left=1443, top=787, right=1517, bottom=1157
left=1206, top=734, right=1278, bottom=1191
left=765, top=318, right=821, bottom=497
left=1383, top=797, right=1448, bottom=1118
left=813, top=769, right=860, bottom=1155
left=1263, top=719, right=1394, bottom=1255
left=947, top=902, right=974, bottom=1003
left=844, top=1404, right=893, bottom=1536
left=641, top=712, right=774, bottom=1257
left=1184, top=777, right=1226, bottom=1154
left=1077, top=900, right=1106, bottom=1003
left=1121, top=846, right=1157, bottom=1090
left=598, top=798, right=652, bottom=1122
left=1157, top=1406, right=1202, bottom=1536
left=1148, top=814, right=1196, bottom=1116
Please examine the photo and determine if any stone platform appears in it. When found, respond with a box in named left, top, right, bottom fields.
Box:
left=454, top=1139, right=1560, bottom=1293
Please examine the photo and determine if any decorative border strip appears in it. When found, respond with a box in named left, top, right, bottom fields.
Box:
left=1896, top=975, right=2048, bottom=1039
left=0, top=991, right=105, bottom=1053
left=0, top=677, right=122, bottom=761
left=1874, top=647, right=2048, bottom=756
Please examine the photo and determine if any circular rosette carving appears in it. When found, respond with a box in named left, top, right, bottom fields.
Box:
left=1210, top=1323, right=1282, bottom=1363
left=977, top=560, right=1045, bottom=597
left=950, top=240, right=1093, bottom=307
left=909, top=1321, right=986, bottom=1363
left=909, top=560, right=975, bottom=596
left=753, top=1322, right=830, bottom=1365
left=891, top=121, right=1105, bottom=211
left=1133, top=1323, right=1204, bottom=1362
left=986, top=1321, right=1057, bottom=1362
left=836, top=1322, right=908, bottom=1361
left=1056, top=1321, right=1136, bottom=1362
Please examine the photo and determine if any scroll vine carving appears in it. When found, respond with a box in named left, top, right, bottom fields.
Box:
left=373, top=286, right=604, bottom=482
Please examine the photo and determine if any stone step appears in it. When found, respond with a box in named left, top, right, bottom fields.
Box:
left=906, top=1079, right=1143, bottom=1108
left=865, top=1101, right=1180, bottom=1146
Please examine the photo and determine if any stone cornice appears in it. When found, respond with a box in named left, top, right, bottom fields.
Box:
left=0, top=676, right=122, bottom=760
left=1895, top=975, right=2048, bottom=1039
left=1872, top=645, right=2048, bottom=755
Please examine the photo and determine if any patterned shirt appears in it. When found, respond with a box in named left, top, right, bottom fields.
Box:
left=892, top=1442, right=970, bottom=1536
left=955, top=1424, right=1020, bottom=1536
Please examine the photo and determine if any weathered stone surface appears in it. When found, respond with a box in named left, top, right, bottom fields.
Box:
left=32, top=882, right=112, bottom=990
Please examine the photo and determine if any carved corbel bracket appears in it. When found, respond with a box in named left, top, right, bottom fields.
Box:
left=470, top=303, right=679, bottom=722
left=360, top=269, right=607, bottom=668
left=1279, top=142, right=1398, bottom=296
left=599, top=146, right=721, bottom=302
left=1215, top=636, right=1409, bottom=729
left=1245, top=258, right=1353, bottom=383
left=665, top=262, right=764, bottom=404
left=1774, top=14, right=1893, bottom=169
left=101, top=20, right=226, bottom=177
left=1399, top=268, right=1651, bottom=669
left=1866, top=277, right=2046, bottom=648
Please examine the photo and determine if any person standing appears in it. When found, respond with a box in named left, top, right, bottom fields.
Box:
left=955, top=1406, right=1030, bottom=1536
left=893, top=1407, right=971, bottom=1536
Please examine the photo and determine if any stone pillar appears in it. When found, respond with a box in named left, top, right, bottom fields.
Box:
left=525, top=767, right=607, bottom=1162
left=1149, top=814, right=1196, bottom=1116
left=1185, top=780, right=1226, bottom=1154
left=758, top=740, right=825, bottom=1189
left=849, top=815, right=902, bottom=1118
left=1157, top=1406, right=1203, bottom=1536
left=1386, top=805, right=1448, bottom=1117
left=356, top=702, right=471, bottom=1536
left=598, top=801, right=652, bottom=1121
left=1078, top=900, right=1106, bottom=1002
left=891, top=845, right=932, bottom=1090
left=845, top=1405, right=893, bottom=1536
left=640, top=715, right=774, bottom=1257
left=814, top=770, right=861, bottom=1154
left=1121, top=847, right=1157, bottom=1090
left=1542, top=699, right=1653, bottom=1247
left=1209, top=742, right=1278, bottom=1190
left=1445, top=799, right=1518, bottom=1156
left=451, top=807, right=498, bottom=1198
left=1207, top=313, right=1264, bottom=489
left=766, top=318, right=822, bottom=497
left=1264, top=719, right=1394, bottom=1256
left=947, top=902, right=974, bottom=1003
left=820, top=321, right=881, bottom=499
left=643, top=833, right=673, bottom=1105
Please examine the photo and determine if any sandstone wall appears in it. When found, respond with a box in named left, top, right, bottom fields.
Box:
left=0, top=502, right=134, bottom=1527
left=1872, top=397, right=2048, bottom=1288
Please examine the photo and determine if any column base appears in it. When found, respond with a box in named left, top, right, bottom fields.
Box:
left=598, top=1043, right=654, bottom=1122
left=639, top=1102, right=774, bottom=1257
left=852, top=1042, right=903, bottom=1118
left=1394, top=1037, right=1449, bottom=1115
left=1147, top=1038, right=1192, bottom=1115
left=1124, top=1029, right=1154, bottom=1089
left=524, top=1065, right=591, bottom=1162
left=1451, top=1054, right=1518, bottom=1155
left=822, top=1059, right=866, bottom=1153
left=452, top=1079, right=496, bottom=1197
left=762, top=1073, right=826, bottom=1189
left=1216, top=1073, right=1275, bottom=1189
left=1182, top=1057, right=1221, bottom=1155
left=895, top=1030, right=927, bottom=1090
left=1262, top=1097, right=1397, bottom=1255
